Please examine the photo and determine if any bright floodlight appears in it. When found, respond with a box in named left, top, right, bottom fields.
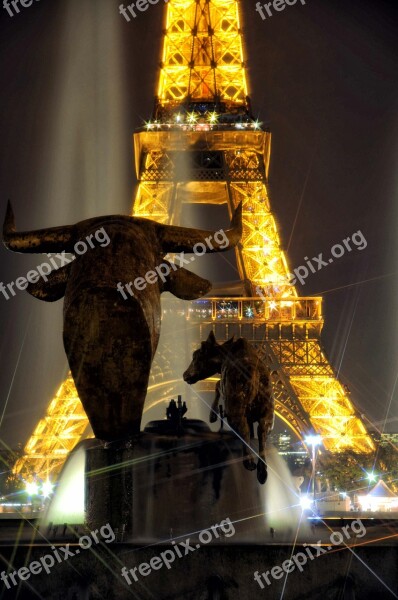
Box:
left=366, top=471, right=377, bottom=483
left=41, top=480, right=54, bottom=498
left=305, top=435, right=322, bottom=447
left=300, top=496, right=312, bottom=510
left=25, top=482, right=39, bottom=496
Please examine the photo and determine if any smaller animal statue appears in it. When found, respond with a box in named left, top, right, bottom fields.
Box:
left=183, top=332, right=274, bottom=484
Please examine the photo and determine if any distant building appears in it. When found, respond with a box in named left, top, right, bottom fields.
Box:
left=358, top=480, right=398, bottom=512
left=269, top=430, right=308, bottom=470
left=316, top=492, right=351, bottom=514
left=277, top=431, right=292, bottom=453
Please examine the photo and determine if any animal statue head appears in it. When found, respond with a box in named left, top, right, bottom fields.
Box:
left=183, top=331, right=235, bottom=384
left=3, top=202, right=242, bottom=441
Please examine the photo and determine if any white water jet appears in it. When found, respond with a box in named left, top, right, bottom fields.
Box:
left=262, top=446, right=308, bottom=538
left=42, top=443, right=86, bottom=526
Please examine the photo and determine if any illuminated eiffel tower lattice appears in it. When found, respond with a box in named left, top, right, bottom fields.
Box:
left=14, top=0, right=374, bottom=482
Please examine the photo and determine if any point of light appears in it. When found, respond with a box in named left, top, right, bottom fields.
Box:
left=207, top=111, right=219, bottom=124
left=25, top=482, right=39, bottom=496
left=305, top=435, right=322, bottom=447
left=187, top=112, right=198, bottom=124
left=41, top=480, right=54, bottom=498
left=300, top=496, right=312, bottom=510
left=366, top=471, right=377, bottom=483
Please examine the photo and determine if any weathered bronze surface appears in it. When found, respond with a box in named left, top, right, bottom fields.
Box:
left=183, top=331, right=274, bottom=483
left=3, top=202, right=242, bottom=441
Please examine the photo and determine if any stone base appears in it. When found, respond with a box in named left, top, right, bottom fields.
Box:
left=84, top=426, right=266, bottom=542
left=0, top=543, right=396, bottom=600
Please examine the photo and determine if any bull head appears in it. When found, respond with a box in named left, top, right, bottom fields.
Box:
left=2, top=201, right=242, bottom=441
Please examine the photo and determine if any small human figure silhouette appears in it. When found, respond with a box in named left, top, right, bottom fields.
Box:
left=166, top=397, right=188, bottom=430
left=166, top=399, right=178, bottom=422
left=177, top=396, right=187, bottom=418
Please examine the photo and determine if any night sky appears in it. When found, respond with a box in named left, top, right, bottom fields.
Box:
left=0, top=0, right=397, bottom=448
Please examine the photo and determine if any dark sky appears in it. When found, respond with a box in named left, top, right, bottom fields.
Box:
left=0, top=0, right=397, bottom=448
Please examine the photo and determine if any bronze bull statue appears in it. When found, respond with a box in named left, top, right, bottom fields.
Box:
left=3, top=201, right=242, bottom=441
left=183, top=331, right=274, bottom=484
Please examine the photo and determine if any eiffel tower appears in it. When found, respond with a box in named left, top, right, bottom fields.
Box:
left=13, top=0, right=375, bottom=482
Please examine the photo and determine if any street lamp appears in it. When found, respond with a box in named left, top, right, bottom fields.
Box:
left=304, top=435, right=322, bottom=510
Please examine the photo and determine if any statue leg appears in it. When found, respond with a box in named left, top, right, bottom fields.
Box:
left=209, top=381, right=221, bottom=423
left=228, top=410, right=257, bottom=471
left=256, top=418, right=268, bottom=484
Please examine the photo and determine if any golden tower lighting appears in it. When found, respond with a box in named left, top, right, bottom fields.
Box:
left=13, top=0, right=375, bottom=482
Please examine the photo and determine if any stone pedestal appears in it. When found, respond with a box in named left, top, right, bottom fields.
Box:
left=84, top=420, right=266, bottom=543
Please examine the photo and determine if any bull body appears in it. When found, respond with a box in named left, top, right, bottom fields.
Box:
left=183, top=331, right=274, bottom=484
left=3, top=202, right=242, bottom=441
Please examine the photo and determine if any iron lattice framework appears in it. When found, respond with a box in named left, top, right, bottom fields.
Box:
left=14, top=376, right=89, bottom=480
left=14, top=0, right=374, bottom=482
left=157, top=0, right=248, bottom=107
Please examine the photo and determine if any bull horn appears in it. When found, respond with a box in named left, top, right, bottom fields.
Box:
left=157, top=202, right=242, bottom=254
left=3, top=201, right=76, bottom=253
